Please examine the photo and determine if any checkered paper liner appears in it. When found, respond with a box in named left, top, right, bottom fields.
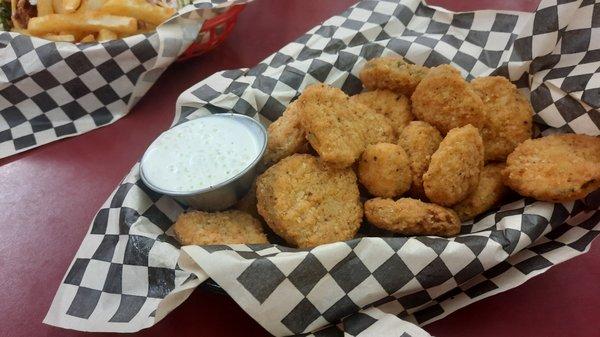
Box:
left=45, top=0, right=600, bottom=335
left=0, top=0, right=247, bottom=160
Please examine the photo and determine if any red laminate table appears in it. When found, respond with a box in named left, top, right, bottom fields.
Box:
left=1, top=1, right=598, bottom=336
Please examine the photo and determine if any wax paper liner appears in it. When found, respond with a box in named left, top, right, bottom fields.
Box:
left=0, top=0, right=247, bottom=159
left=45, top=0, right=600, bottom=335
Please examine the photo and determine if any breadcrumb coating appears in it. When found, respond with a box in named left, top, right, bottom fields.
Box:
left=173, top=210, right=268, bottom=245
left=358, top=143, right=412, bottom=198
left=397, top=121, right=443, bottom=198
left=411, top=64, right=485, bottom=134
left=423, top=124, right=484, bottom=206
left=256, top=154, right=363, bottom=248
left=453, top=163, right=507, bottom=221
left=503, top=134, right=600, bottom=202
left=261, top=101, right=309, bottom=168
left=471, top=76, right=533, bottom=161
left=359, top=56, right=429, bottom=96
left=364, top=197, right=460, bottom=237
left=351, top=89, right=413, bottom=135
left=297, top=84, right=393, bottom=168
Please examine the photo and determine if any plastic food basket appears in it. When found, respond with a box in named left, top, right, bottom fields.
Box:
left=178, top=4, right=245, bottom=61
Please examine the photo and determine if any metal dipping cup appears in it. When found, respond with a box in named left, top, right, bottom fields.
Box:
left=139, top=113, right=267, bottom=212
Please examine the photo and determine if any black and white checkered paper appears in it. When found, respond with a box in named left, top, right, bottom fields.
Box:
left=0, top=1, right=246, bottom=159
left=45, top=0, right=600, bottom=335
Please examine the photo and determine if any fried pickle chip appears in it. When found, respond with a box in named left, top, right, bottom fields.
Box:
left=173, top=210, right=268, bottom=245
left=397, top=121, right=443, bottom=198
left=297, top=84, right=394, bottom=168
left=411, top=64, right=485, bottom=134
left=453, top=163, right=507, bottom=221
left=358, top=143, right=412, bottom=198
left=350, top=89, right=413, bottom=135
left=261, top=101, right=309, bottom=168
left=364, top=197, right=460, bottom=237
left=256, top=154, right=363, bottom=248
left=503, top=134, right=600, bottom=202
left=359, top=56, right=429, bottom=96
left=423, top=124, right=484, bottom=206
left=233, top=182, right=262, bottom=221
left=471, top=76, right=533, bottom=161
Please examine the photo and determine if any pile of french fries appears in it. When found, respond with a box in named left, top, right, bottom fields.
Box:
left=12, top=0, right=176, bottom=42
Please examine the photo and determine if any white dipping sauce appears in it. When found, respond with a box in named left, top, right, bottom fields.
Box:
left=141, top=115, right=261, bottom=193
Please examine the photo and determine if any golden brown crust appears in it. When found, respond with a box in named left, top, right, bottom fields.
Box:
left=173, top=210, right=268, bottom=246
left=364, top=198, right=460, bottom=237
left=411, top=64, right=485, bottom=134
left=423, top=124, right=484, bottom=206
left=397, top=121, right=443, bottom=198
left=261, top=101, right=309, bottom=168
left=503, top=134, right=600, bottom=202
left=256, top=154, right=363, bottom=248
left=233, top=182, right=262, bottom=221
left=350, top=89, right=413, bottom=135
left=453, top=163, right=507, bottom=221
left=297, top=84, right=393, bottom=168
left=471, top=76, right=533, bottom=161
left=358, top=143, right=412, bottom=198
left=359, top=56, right=429, bottom=96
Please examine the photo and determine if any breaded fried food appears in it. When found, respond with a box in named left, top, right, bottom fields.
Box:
left=423, top=124, right=484, bottom=206
left=256, top=154, right=363, bottom=248
left=364, top=197, right=461, bottom=237
left=503, top=134, right=600, bottom=202
left=411, top=64, right=485, bottom=134
left=173, top=210, right=268, bottom=245
left=350, top=89, right=413, bottom=135
left=297, top=84, right=394, bottom=168
left=234, top=182, right=261, bottom=221
left=360, top=56, right=429, bottom=96
left=358, top=143, right=412, bottom=198
left=398, top=121, right=443, bottom=198
left=471, top=76, right=533, bottom=161
left=453, top=163, right=507, bottom=221
left=261, top=101, right=309, bottom=168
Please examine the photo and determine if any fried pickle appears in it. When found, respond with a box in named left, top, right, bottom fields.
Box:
left=359, top=56, right=429, bottom=96
left=423, top=124, right=484, bottom=206
left=397, top=121, right=443, bottom=198
left=261, top=101, right=309, bottom=168
left=503, top=134, right=600, bottom=202
left=411, top=64, right=485, bottom=134
left=256, top=154, right=363, bottom=248
left=471, top=76, right=533, bottom=161
left=351, top=89, right=413, bottom=135
left=173, top=210, right=268, bottom=245
left=358, top=143, right=412, bottom=198
left=453, top=163, right=507, bottom=221
left=364, top=197, right=460, bottom=237
left=297, top=84, right=393, bottom=168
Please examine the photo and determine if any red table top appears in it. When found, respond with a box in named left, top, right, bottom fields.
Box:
left=1, top=1, right=598, bottom=336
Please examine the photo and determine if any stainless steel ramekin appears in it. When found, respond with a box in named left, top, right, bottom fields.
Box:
left=139, top=113, right=267, bottom=211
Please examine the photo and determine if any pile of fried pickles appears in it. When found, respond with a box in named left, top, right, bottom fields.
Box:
left=173, top=56, right=600, bottom=248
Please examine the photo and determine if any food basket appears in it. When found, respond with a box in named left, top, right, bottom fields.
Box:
left=179, top=5, right=245, bottom=60
left=44, top=0, right=599, bottom=336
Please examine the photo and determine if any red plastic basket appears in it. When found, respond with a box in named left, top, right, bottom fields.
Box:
left=178, top=5, right=245, bottom=61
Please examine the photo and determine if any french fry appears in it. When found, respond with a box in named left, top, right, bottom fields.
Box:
left=97, top=28, right=117, bottom=41
left=78, top=0, right=108, bottom=12
left=53, top=0, right=82, bottom=14
left=37, top=0, right=55, bottom=16
left=43, top=33, right=76, bottom=42
left=80, top=34, right=96, bottom=43
left=100, top=0, right=176, bottom=26
left=27, top=12, right=138, bottom=35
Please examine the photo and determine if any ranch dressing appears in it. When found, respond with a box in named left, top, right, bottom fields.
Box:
left=141, top=115, right=260, bottom=193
